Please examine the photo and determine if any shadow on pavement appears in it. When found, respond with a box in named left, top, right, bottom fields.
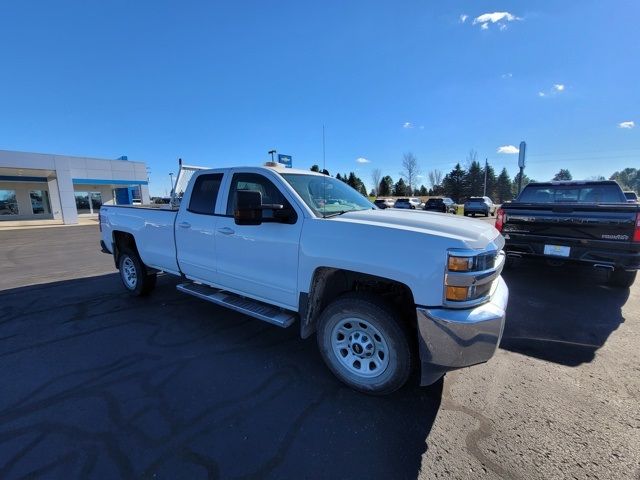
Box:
left=0, top=274, right=442, bottom=479
left=500, top=259, right=630, bottom=366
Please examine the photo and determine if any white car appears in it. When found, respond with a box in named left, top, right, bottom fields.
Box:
left=100, top=164, right=508, bottom=394
left=394, top=197, right=422, bottom=209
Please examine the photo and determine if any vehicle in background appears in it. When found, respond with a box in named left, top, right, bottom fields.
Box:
left=624, top=191, right=639, bottom=203
left=100, top=164, right=508, bottom=395
left=374, top=198, right=395, bottom=209
left=394, top=197, right=422, bottom=209
left=497, top=180, right=640, bottom=288
left=464, top=197, right=496, bottom=217
left=424, top=197, right=457, bottom=214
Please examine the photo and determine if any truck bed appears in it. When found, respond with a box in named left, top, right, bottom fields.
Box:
left=100, top=205, right=180, bottom=274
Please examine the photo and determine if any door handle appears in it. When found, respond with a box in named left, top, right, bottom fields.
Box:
left=178, top=222, right=191, bottom=229
left=217, top=227, right=235, bottom=235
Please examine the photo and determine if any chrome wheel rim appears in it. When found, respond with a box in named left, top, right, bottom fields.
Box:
left=331, top=317, right=390, bottom=378
left=122, top=257, right=137, bottom=289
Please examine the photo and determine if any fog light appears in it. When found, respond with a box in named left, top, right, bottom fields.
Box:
left=448, top=256, right=473, bottom=271
left=446, top=286, right=469, bottom=301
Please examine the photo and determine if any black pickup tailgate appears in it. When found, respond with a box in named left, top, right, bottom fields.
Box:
left=499, top=181, right=640, bottom=269
left=502, top=204, right=638, bottom=242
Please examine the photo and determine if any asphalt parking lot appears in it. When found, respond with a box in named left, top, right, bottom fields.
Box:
left=1, top=223, right=638, bottom=479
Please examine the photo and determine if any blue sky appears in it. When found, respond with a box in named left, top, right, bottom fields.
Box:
left=1, top=0, right=638, bottom=196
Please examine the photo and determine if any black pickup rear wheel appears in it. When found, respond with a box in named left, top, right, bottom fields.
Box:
left=608, top=268, right=637, bottom=288
left=118, top=249, right=157, bottom=296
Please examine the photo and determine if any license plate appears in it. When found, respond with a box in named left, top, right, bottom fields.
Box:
left=544, top=244, right=570, bottom=257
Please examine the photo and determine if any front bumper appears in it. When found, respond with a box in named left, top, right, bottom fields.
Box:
left=416, top=276, right=508, bottom=385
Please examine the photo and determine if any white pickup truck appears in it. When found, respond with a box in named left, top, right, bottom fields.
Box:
left=100, top=163, right=508, bottom=394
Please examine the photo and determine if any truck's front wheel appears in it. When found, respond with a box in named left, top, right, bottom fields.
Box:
left=316, top=293, right=412, bottom=395
left=118, top=250, right=157, bottom=296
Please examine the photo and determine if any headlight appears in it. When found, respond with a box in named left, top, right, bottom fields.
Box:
left=444, top=249, right=503, bottom=306
left=447, top=255, right=473, bottom=272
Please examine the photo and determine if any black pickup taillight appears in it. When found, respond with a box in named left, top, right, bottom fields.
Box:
left=495, top=208, right=505, bottom=232
left=633, top=212, right=640, bottom=243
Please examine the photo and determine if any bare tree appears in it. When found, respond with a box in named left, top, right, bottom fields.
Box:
left=400, top=152, right=421, bottom=192
left=427, top=169, right=443, bottom=189
left=464, top=149, right=478, bottom=170
left=370, top=168, right=382, bottom=196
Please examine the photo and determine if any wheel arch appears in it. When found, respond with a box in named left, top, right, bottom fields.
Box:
left=299, top=267, right=417, bottom=338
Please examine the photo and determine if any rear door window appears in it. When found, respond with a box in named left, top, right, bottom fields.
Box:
left=188, top=174, right=223, bottom=214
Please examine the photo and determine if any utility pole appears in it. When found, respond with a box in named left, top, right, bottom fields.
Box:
left=169, top=172, right=174, bottom=196
left=483, top=158, right=488, bottom=196
left=268, top=150, right=276, bottom=162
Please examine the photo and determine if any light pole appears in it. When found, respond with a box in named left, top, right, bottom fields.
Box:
left=268, top=150, right=276, bottom=162
left=169, top=172, right=174, bottom=196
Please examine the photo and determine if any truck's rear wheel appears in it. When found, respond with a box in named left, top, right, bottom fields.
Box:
left=118, top=250, right=157, bottom=296
left=316, top=293, right=412, bottom=395
left=608, top=268, right=637, bottom=288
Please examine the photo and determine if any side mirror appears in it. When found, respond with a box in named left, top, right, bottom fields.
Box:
left=235, top=190, right=263, bottom=225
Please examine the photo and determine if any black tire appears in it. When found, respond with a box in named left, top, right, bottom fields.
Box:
left=484, top=212, right=489, bottom=217
left=608, top=269, right=637, bottom=288
left=118, top=249, right=157, bottom=296
left=316, top=293, right=412, bottom=395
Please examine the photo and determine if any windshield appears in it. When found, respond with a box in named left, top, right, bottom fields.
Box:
left=517, top=184, right=626, bottom=203
left=281, top=174, right=375, bottom=217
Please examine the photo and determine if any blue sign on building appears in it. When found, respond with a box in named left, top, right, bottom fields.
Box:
left=277, top=154, right=292, bottom=168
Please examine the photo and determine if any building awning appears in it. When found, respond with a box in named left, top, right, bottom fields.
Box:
left=72, top=178, right=148, bottom=185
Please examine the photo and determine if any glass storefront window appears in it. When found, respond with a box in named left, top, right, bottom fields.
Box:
left=90, top=192, right=102, bottom=211
left=30, top=190, right=51, bottom=215
left=75, top=192, right=91, bottom=214
left=0, top=190, right=18, bottom=216
left=75, top=191, right=103, bottom=214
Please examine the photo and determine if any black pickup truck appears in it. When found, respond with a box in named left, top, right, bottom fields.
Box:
left=496, top=181, right=640, bottom=287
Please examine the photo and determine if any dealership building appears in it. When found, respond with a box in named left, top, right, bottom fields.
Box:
left=0, top=149, right=150, bottom=224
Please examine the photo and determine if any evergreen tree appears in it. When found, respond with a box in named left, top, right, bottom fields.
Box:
left=464, top=160, right=484, bottom=197
left=442, top=163, right=467, bottom=202
left=310, top=164, right=320, bottom=172
left=553, top=169, right=572, bottom=181
left=512, top=172, right=534, bottom=198
left=321, top=168, right=330, bottom=176
left=393, top=178, right=409, bottom=196
left=496, top=168, right=513, bottom=203
left=335, top=173, right=342, bottom=181
left=378, top=176, right=393, bottom=196
left=483, top=163, right=498, bottom=199
left=419, top=185, right=428, bottom=196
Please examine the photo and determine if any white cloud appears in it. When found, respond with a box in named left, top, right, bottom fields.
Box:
left=497, top=145, right=519, bottom=154
left=618, top=121, right=635, bottom=129
left=459, top=14, right=468, bottom=23
left=473, top=11, right=521, bottom=30
left=356, top=157, right=370, bottom=164
left=402, top=122, right=413, bottom=129
left=538, top=83, right=566, bottom=98
left=501, top=73, right=513, bottom=79
left=419, top=125, right=425, bottom=130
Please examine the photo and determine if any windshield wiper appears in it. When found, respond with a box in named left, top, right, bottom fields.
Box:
left=322, top=210, right=348, bottom=218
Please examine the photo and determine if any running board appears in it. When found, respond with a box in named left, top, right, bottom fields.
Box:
left=177, top=282, right=297, bottom=328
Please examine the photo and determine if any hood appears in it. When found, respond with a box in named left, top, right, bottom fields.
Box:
left=330, top=209, right=503, bottom=250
